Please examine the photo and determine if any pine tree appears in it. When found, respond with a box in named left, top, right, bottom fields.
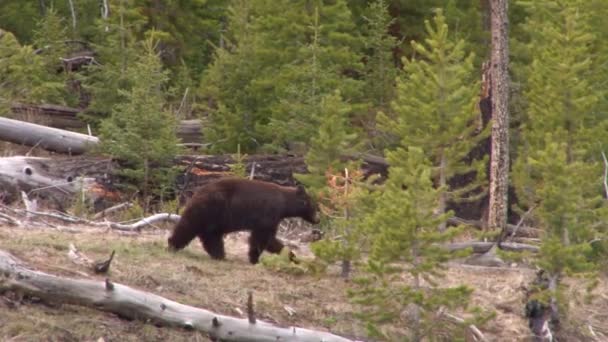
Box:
left=350, top=146, right=471, bottom=341
left=0, top=28, right=67, bottom=109
left=512, top=0, right=608, bottom=328
left=199, top=0, right=264, bottom=153
left=295, top=91, right=361, bottom=277
left=78, top=0, right=147, bottom=126
left=100, top=37, right=180, bottom=201
left=200, top=0, right=363, bottom=153
left=359, top=0, right=399, bottom=146
left=265, top=1, right=363, bottom=150
left=378, top=10, right=486, bottom=231
left=362, top=0, right=398, bottom=110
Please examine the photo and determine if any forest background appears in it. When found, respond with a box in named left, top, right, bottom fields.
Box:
left=1, top=0, right=608, bottom=341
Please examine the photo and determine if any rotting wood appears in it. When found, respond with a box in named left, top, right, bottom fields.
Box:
left=0, top=249, right=355, bottom=342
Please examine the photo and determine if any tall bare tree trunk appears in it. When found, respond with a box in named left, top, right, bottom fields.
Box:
left=487, top=0, right=510, bottom=230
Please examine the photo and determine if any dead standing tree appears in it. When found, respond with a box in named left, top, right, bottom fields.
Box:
left=487, top=0, right=510, bottom=232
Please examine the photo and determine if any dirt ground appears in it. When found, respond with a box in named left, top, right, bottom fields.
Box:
left=0, top=222, right=606, bottom=342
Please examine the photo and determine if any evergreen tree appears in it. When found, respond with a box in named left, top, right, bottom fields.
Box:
left=350, top=146, right=471, bottom=341
left=200, top=0, right=363, bottom=153
left=512, top=0, right=608, bottom=323
left=378, top=10, right=486, bottom=231
left=295, top=91, right=361, bottom=277
left=265, top=1, right=363, bottom=150
left=357, top=0, right=400, bottom=148
left=0, top=29, right=66, bottom=109
left=362, top=0, right=398, bottom=110
left=78, top=0, right=148, bottom=127
left=199, top=0, right=263, bottom=153
left=100, top=37, right=180, bottom=201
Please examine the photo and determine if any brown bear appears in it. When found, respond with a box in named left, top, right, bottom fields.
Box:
left=167, top=177, right=320, bottom=264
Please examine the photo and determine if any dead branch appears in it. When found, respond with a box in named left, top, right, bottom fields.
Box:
left=443, top=241, right=539, bottom=253
left=93, top=202, right=133, bottom=220
left=0, top=249, right=354, bottom=342
left=0, top=212, right=21, bottom=226
left=447, top=216, right=542, bottom=237
left=437, top=308, right=487, bottom=342
left=108, top=213, right=181, bottom=231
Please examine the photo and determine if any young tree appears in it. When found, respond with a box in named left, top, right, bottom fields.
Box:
left=513, top=1, right=608, bottom=336
left=201, top=0, right=363, bottom=153
left=359, top=0, right=399, bottom=146
left=100, top=37, right=180, bottom=202
left=378, top=10, right=486, bottom=231
left=296, top=90, right=361, bottom=277
left=350, top=146, right=471, bottom=341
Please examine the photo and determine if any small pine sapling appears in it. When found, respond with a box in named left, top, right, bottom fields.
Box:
left=350, top=146, right=472, bottom=341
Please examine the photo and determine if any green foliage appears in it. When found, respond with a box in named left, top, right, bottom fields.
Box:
left=118, top=201, right=146, bottom=222
left=350, top=146, right=471, bottom=340
left=99, top=37, right=181, bottom=198
left=259, top=249, right=310, bottom=276
left=230, top=144, right=248, bottom=178
left=68, top=179, right=95, bottom=219
left=378, top=9, right=486, bottom=223
left=294, top=90, right=364, bottom=274
left=361, top=0, right=398, bottom=110
left=201, top=0, right=363, bottom=153
left=0, top=10, right=74, bottom=108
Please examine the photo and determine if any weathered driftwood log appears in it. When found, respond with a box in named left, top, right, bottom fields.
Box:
left=9, top=103, right=202, bottom=145
left=0, top=116, right=99, bottom=154
left=0, top=156, right=116, bottom=208
left=0, top=250, right=355, bottom=342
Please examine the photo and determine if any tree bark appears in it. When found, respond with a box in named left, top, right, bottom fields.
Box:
left=0, top=250, right=354, bottom=342
left=487, top=0, right=510, bottom=230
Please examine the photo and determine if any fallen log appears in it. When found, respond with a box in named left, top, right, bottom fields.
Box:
left=447, top=216, right=541, bottom=238
left=0, top=249, right=355, bottom=342
left=0, top=156, right=117, bottom=209
left=9, top=103, right=202, bottom=144
left=443, top=241, right=540, bottom=253
left=0, top=116, right=99, bottom=154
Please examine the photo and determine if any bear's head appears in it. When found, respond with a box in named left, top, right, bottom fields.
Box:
left=294, top=184, right=320, bottom=224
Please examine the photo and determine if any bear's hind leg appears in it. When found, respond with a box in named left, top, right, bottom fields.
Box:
left=248, top=229, right=273, bottom=264
left=265, top=237, right=285, bottom=254
left=199, top=233, right=226, bottom=260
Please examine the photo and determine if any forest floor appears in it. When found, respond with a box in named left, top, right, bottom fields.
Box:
left=0, top=222, right=606, bottom=342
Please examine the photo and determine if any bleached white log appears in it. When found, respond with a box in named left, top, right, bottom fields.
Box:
left=0, top=116, right=99, bottom=154
left=0, top=250, right=355, bottom=342
left=109, top=213, right=181, bottom=231
left=0, top=156, right=95, bottom=195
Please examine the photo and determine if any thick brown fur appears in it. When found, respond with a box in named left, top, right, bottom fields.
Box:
left=168, top=178, right=319, bottom=264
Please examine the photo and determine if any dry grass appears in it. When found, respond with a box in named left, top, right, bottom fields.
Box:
left=0, top=224, right=606, bottom=341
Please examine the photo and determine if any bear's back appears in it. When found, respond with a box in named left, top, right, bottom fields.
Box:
left=191, top=178, right=290, bottom=228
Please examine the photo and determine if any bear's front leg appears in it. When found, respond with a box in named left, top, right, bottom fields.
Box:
left=199, top=232, right=226, bottom=260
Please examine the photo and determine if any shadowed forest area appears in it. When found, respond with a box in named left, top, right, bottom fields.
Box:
left=1, top=1, right=608, bottom=341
